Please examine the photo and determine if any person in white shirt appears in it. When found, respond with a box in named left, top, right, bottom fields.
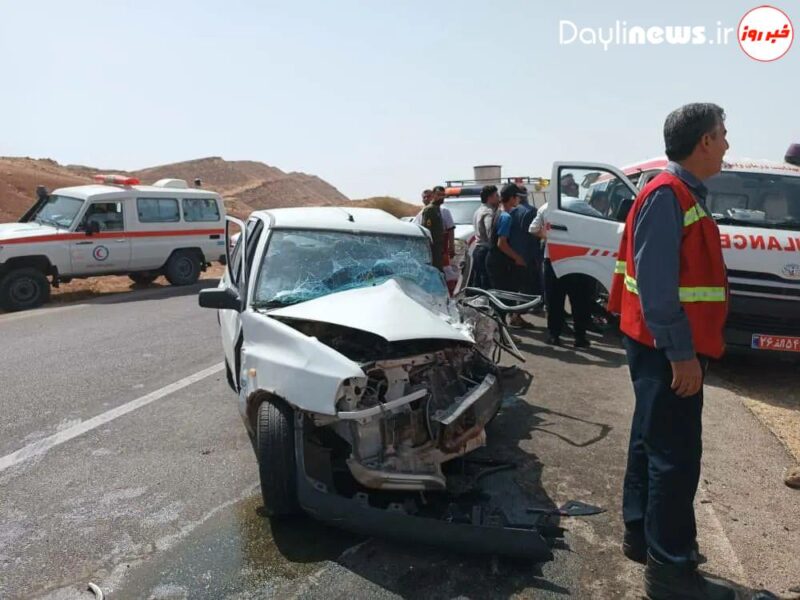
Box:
left=412, top=189, right=432, bottom=225
left=529, top=174, right=599, bottom=347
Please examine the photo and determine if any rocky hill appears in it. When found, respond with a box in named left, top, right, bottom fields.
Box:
left=0, top=156, right=352, bottom=221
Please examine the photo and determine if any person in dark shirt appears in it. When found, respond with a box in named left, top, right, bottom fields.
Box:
left=486, top=184, right=525, bottom=291
left=421, top=190, right=444, bottom=271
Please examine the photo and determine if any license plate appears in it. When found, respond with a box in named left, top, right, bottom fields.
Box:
left=751, top=334, right=800, bottom=352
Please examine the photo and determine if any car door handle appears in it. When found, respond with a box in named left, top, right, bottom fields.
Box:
left=209, top=234, right=221, bottom=240
left=114, top=239, right=126, bottom=243
left=75, top=241, right=93, bottom=245
left=550, top=224, right=568, bottom=231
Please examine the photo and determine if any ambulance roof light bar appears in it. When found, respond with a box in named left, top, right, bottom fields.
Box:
left=93, top=174, right=140, bottom=186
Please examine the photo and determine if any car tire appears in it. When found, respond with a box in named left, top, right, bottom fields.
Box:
left=224, top=361, right=237, bottom=392
left=129, top=273, right=158, bottom=285
left=0, top=268, right=51, bottom=312
left=256, top=397, right=300, bottom=517
left=164, top=251, right=201, bottom=286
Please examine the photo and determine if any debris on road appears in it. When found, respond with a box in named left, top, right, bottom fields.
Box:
left=87, top=582, right=104, bottom=599
left=785, top=465, right=800, bottom=489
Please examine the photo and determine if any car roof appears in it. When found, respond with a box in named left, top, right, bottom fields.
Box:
left=253, top=206, right=428, bottom=237
left=51, top=184, right=222, bottom=201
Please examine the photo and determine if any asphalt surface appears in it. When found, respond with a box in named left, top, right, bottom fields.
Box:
left=0, top=286, right=798, bottom=600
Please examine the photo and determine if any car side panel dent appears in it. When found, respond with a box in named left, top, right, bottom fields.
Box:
left=238, top=311, right=366, bottom=418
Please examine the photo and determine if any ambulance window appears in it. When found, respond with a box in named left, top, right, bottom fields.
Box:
left=80, top=202, right=124, bottom=232
left=137, top=198, right=180, bottom=223
left=182, top=198, right=221, bottom=222
left=557, top=167, right=635, bottom=222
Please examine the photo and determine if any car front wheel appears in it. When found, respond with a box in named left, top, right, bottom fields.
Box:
left=256, top=397, right=300, bottom=517
left=0, top=268, right=51, bottom=312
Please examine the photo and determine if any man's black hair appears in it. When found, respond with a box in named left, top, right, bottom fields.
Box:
left=664, top=103, right=726, bottom=162
left=500, top=182, right=520, bottom=202
left=432, top=185, right=445, bottom=193
left=480, top=184, right=498, bottom=203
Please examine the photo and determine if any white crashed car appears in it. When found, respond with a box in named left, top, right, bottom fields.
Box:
left=199, top=207, right=504, bottom=518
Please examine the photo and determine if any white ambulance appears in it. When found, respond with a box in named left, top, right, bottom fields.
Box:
left=543, top=156, right=800, bottom=354
left=0, top=175, right=226, bottom=311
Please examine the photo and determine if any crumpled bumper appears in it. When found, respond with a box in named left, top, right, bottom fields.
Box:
left=293, top=410, right=553, bottom=560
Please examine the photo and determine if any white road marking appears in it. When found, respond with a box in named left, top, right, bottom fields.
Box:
left=697, top=482, right=749, bottom=584
left=0, top=363, right=224, bottom=474
left=0, top=303, right=87, bottom=324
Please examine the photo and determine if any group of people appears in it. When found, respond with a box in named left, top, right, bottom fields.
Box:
left=413, top=178, right=598, bottom=348
left=418, top=102, right=739, bottom=599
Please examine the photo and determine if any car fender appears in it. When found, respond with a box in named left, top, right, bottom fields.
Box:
left=238, top=311, right=366, bottom=419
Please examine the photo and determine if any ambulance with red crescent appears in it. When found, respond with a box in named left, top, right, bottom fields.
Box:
left=544, top=149, right=800, bottom=354
left=0, top=175, right=226, bottom=311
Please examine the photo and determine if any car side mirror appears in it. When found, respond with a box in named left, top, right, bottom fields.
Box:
left=198, top=287, right=242, bottom=312
left=85, top=220, right=100, bottom=235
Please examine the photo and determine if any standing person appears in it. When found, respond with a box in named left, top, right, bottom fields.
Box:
left=471, top=185, right=499, bottom=289
left=486, top=184, right=525, bottom=291
left=508, top=184, right=541, bottom=295
left=436, top=187, right=456, bottom=261
left=529, top=181, right=595, bottom=348
left=505, top=183, right=537, bottom=327
left=608, top=103, right=732, bottom=600
left=412, top=189, right=432, bottom=225
left=420, top=189, right=445, bottom=271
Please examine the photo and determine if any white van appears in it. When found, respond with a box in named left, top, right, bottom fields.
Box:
left=542, top=158, right=800, bottom=354
left=0, top=175, right=226, bottom=311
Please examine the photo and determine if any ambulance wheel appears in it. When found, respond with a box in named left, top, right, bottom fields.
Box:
left=256, top=397, right=300, bottom=517
left=0, top=268, right=50, bottom=312
left=129, top=273, right=158, bottom=285
left=164, top=251, right=201, bottom=286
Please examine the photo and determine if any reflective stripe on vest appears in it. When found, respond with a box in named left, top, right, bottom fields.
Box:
left=683, top=203, right=707, bottom=227
left=614, top=260, right=626, bottom=274
left=621, top=272, right=725, bottom=303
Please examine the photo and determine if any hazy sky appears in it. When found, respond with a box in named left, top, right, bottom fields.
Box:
left=1, top=0, right=797, bottom=202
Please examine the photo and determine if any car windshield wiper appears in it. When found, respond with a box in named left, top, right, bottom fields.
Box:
left=252, top=299, right=297, bottom=310
left=34, top=216, right=61, bottom=228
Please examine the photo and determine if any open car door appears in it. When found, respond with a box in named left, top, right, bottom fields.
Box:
left=546, top=162, right=638, bottom=293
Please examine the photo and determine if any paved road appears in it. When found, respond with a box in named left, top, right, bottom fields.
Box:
left=0, top=288, right=798, bottom=599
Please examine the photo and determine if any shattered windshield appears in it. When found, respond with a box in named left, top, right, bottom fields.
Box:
left=707, top=172, right=800, bottom=228
left=253, top=229, right=446, bottom=307
left=32, top=195, right=84, bottom=229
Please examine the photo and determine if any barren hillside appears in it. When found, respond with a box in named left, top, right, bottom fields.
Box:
left=0, top=156, right=351, bottom=220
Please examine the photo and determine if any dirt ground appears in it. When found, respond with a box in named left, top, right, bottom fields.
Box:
left=709, top=355, right=800, bottom=463
left=48, top=263, right=226, bottom=305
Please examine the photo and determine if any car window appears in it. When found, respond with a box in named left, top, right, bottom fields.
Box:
left=706, top=172, right=800, bottom=227
left=137, top=198, right=180, bottom=223
left=442, top=199, right=482, bottom=224
left=80, top=202, right=125, bottom=231
left=230, top=219, right=261, bottom=287
left=558, top=167, right=635, bottom=222
left=182, top=198, right=221, bottom=222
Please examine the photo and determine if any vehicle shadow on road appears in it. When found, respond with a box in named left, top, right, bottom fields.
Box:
left=266, top=368, right=584, bottom=599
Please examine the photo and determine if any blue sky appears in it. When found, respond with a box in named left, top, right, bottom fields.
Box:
left=0, top=0, right=797, bottom=202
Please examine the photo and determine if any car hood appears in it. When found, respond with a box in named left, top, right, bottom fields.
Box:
left=0, top=222, right=61, bottom=241
left=269, top=278, right=473, bottom=344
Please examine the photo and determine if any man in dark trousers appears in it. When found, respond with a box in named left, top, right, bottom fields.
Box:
left=608, top=103, right=733, bottom=600
left=420, top=187, right=445, bottom=271
left=486, top=184, right=525, bottom=291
